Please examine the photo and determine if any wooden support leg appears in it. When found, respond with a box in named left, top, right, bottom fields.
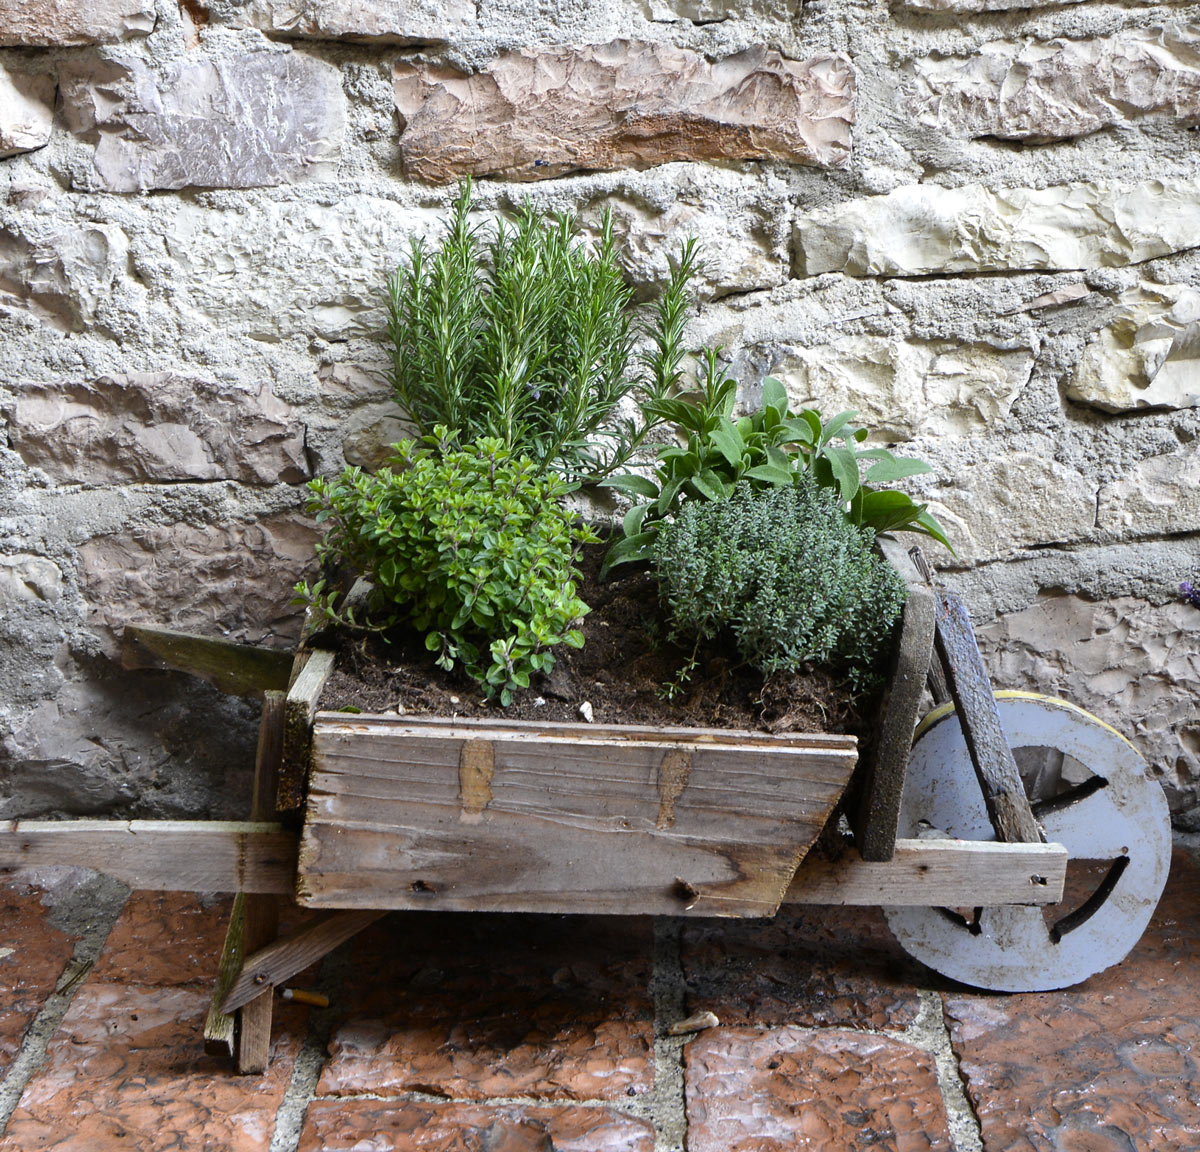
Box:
left=234, top=690, right=287, bottom=1073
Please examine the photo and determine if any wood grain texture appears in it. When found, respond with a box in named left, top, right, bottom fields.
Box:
left=0, top=820, right=297, bottom=892
left=204, top=892, right=246, bottom=1058
left=296, top=716, right=857, bottom=917
left=854, top=585, right=936, bottom=862
left=120, top=624, right=294, bottom=699
left=934, top=592, right=1043, bottom=844
left=278, top=648, right=336, bottom=812
left=220, top=910, right=387, bottom=1014
left=785, top=837, right=1066, bottom=907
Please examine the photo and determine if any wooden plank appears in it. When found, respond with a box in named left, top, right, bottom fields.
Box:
left=204, top=892, right=246, bottom=1058
left=220, top=910, right=386, bottom=1014
left=785, top=838, right=1067, bottom=907
left=121, top=624, right=294, bottom=699
left=296, top=719, right=857, bottom=917
left=853, top=584, right=936, bottom=862
left=278, top=649, right=337, bottom=813
left=237, top=691, right=286, bottom=1074
left=935, top=592, right=1043, bottom=844
left=0, top=820, right=297, bottom=892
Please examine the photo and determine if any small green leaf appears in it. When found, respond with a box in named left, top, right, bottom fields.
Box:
left=600, top=473, right=660, bottom=499
left=744, top=464, right=794, bottom=487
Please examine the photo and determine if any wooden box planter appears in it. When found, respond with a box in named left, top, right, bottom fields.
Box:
left=296, top=712, right=859, bottom=918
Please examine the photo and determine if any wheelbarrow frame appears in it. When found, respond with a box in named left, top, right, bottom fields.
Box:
left=0, top=541, right=1072, bottom=1071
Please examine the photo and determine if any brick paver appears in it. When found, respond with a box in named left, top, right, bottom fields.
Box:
left=298, top=1100, right=655, bottom=1151
left=685, top=1026, right=953, bottom=1151
left=681, top=903, right=926, bottom=1029
left=944, top=848, right=1200, bottom=1152
left=317, top=911, right=655, bottom=1101
left=0, top=883, right=76, bottom=1078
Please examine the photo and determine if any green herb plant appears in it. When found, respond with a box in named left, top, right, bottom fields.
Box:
left=602, top=352, right=951, bottom=572
left=387, top=180, right=698, bottom=482
left=654, top=477, right=908, bottom=691
left=296, top=428, right=597, bottom=705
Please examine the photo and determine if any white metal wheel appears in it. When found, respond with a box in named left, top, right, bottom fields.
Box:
left=884, top=692, right=1171, bottom=992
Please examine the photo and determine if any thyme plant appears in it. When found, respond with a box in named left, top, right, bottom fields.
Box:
left=653, top=477, right=907, bottom=690
left=387, top=181, right=698, bottom=482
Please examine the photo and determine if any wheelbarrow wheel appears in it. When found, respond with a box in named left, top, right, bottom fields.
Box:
left=884, top=692, right=1171, bottom=992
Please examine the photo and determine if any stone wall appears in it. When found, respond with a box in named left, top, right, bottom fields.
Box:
left=2, top=0, right=1199, bottom=824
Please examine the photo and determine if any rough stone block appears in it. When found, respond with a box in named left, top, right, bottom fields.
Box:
left=909, top=26, right=1200, bottom=142
left=1070, top=284, right=1200, bottom=412
left=643, top=0, right=798, bottom=19
left=0, top=67, right=54, bottom=157
left=59, top=52, right=346, bottom=192
left=795, top=179, right=1200, bottom=277
left=317, top=912, right=654, bottom=1100
left=298, top=1101, right=655, bottom=1152
left=162, top=197, right=444, bottom=341
left=686, top=1027, right=953, bottom=1151
left=0, top=221, right=129, bottom=332
left=898, top=0, right=1086, bottom=11
left=1, top=673, right=258, bottom=821
left=923, top=447, right=1096, bottom=565
left=0, top=555, right=63, bottom=606
left=5, top=374, right=310, bottom=485
left=772, top=337, right=1032, bottom=440
left=976, top=595, right=1200, bottom=801
left=198, top=0, right=473, bottom=42
left=77, top=512, right=318, bottom=651
left=595, top=167, right=791, bottom=299
left=0, top=0, right=154, bottom=46
left=1098, top=441, right=1200, bottom=537
left=393, top=41, right=854, bottom=182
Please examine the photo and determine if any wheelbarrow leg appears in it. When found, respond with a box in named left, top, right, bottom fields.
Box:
left=204, top=690, right=285, bottom=1072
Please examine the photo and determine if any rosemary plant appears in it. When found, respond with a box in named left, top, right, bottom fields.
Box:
left=387, top=181, right=698, bottom=482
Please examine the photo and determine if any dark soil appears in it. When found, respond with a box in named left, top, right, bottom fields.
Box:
left=319, top=542, right=879, bottom=739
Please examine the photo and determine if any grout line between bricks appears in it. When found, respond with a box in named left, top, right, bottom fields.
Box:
left=0, top=874, right=130, bottom=1138
left=895, top=990, right=984, bottom=1152
left=268, top=934, right=358, bottom=1152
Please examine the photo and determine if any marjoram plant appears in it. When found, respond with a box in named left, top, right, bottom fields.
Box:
left=296, top=428, right=598, bottom=705
left=387, top=180, right=699, bottom=482
left=602, top=352, right=951, bottom=573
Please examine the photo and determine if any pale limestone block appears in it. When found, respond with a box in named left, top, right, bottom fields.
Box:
left=340, top=405, right=414, bottom=470
left=393, top=41, right=854, bottom=183
left=795, top=179, right=1200, bottom=277
left=0, top=0, right=154, bottom=46
left=771, top=337, right=1032, bottom=440
left=0, top=68, right=54, bottom=157
left=163, top=197, right=445, bottom=341
left=59, top=52, right=346, bottom=192
left=1098, top=443, right=1200, bottom=537
left=909, top=25, right=1200, bottom=142
left=77, top=513, right=319, bottom=652
left=1070, top=285, right=1200, bottom=413
left=198, top=0, right=473, bottom=40
left=597, top=173, right=790, bottom=299
left=0, top=556, right=63, bottom=605
left=5, top=374, right=309, bottom=485
left=642, top=0, right=799, bottom=20
left=898, top=0, right=1087, bottom=11
left=976, top=596, right=1200, bottom=794
left=0, top=222, right=128, bottom=332
left=924, top=448, right=1095, bottom=564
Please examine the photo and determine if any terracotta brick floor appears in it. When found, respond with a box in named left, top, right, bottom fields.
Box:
left=2, top=847, right=1198, bottom=1152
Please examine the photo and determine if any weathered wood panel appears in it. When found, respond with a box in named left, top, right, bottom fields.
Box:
left=297, top=716, right=858, bottom=917
left=278, top=648, right=336, bottom=812
left=0, top=820, right=296, bottom=893
left=121, top=623, right=294, bottom=699
left=786, top=837, right=1066, bottom=907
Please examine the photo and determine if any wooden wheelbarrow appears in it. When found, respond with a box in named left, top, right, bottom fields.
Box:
left=0, top=543, right=1170, bottom=1071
